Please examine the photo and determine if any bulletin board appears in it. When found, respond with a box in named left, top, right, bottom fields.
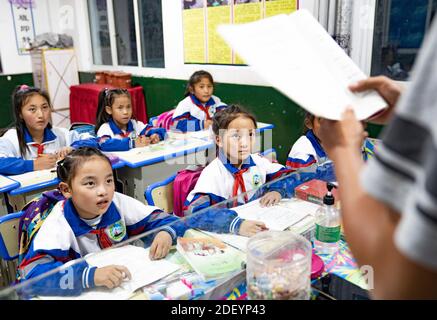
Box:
left=182, top=0, right=299, bottom=65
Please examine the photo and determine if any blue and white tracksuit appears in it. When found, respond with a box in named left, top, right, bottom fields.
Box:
left=171, top=94, right=227, bottom=132
left=17, top=192, right=187, bottom=297
left=0, top=127, right=98, bottom=175
left=97, top=119, right=167, bottom=152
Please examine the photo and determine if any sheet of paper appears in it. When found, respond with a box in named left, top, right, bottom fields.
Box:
left=39, top=245, right=180, bottom=300
left=218, top=9, right=387, bottom=120
left=0, top=175, right=17, bottom=189
left=9, top=169, right=57, bottom=188
left=234, top=198, right=321, bottom=231
left=108, top=138, right=211, bottom=164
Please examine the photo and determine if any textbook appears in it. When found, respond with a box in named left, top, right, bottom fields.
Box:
left=176, top=235, right=246, bottom=281
left=295, top=179, right=340, bottom=207
left=218, top=9, right=387, bottom=121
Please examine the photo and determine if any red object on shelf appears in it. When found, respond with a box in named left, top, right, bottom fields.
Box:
left=69, top=83, right=147, bottom=125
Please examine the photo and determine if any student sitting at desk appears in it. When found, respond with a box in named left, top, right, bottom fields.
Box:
left=184, top=105, right=312, bottom=236
left=0, top=85, right=97, bottom=176
left=96, top=88, right=166, bottom=152
left=17, top=147, right=187, bottom=296
left=286, top=111, right=376, bottom=170
left=171, top=70, right=227, bottom=132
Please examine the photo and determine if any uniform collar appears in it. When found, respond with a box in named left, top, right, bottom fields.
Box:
left=306, top=130, right=326, bottom=158
left=109, top=118, right=134, bottom=136
left=63, top=198, right=122, bottom=237
left=190, top=94, right=215, bottom=107
left=24, top=126, right=57, bottom=144
left=218, top=150, right=256, bottom=175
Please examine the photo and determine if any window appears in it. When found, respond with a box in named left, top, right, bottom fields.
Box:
left=371, top=0, right=437, bottom=80
left=87, top=0, right=165, bottom=68
left=138, top=0, right=165, bottom=68
left=88, top=0, right=112, bottom=65
left=113, top=0, right=138, bottom=66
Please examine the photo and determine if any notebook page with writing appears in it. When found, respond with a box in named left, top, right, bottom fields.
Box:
left=233, top=198, right=319, bottom=231
left=39, top=245, right=180, bottom=300
left=218, top=9, right=387, bottom=120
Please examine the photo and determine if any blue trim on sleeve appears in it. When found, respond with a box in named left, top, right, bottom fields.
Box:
left=0, top=158, right=34, bottom=175
left=99, top=137, right=131, bottom=152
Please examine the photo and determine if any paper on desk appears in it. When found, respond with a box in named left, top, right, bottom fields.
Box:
left=109, top=138, right=210, bottom=164
left=218, top=9, right=387, bottom=120
left=0, top=175, right=17, bottom=189
left=39, top=245, right=180, bottom=300
left=204, top=199, right=320, bottom=251
left=234, top=198, right=320, bottom=231
left=9, top=169, right=57, bottom=188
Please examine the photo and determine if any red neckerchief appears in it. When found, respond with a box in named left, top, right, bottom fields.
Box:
left=30, top=143, right=45, bottom=155
left=232, top=168, right=249, bottom=207
left=190, top=96, right=211, bottom=121
left=89, top=228, right=113, bottom=249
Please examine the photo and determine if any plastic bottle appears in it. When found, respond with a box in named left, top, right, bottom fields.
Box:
left=314, top=182, right=341, bottom=255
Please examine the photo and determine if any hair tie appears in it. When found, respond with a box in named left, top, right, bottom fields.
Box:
left=19, top=84, right=30, bottom=92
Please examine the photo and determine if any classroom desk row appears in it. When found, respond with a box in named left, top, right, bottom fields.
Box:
left=0, top=123, right=274, bottom=214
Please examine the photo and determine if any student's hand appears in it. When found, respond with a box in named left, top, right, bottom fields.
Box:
left=238, top=220, right=268, bottom=237
left=149, top=134, right=160, bottom=144
left=149, top=231, right=172, bottom=260
left=318, top=108, right=368, bottom=158
left=204, top=120, right=213, bottom=129
left=349, top=76, right=404, bottom=125
left=259, top=191, right=282, bottom=207
left=94, top=265, right=132, bottom=289
left=134, top=135, right=151, bottom=148
left=55, top=147, right=74, bottom=160
left=33, top=154, right=57, bottom=171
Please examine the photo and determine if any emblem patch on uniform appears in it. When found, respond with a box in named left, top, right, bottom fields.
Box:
left=253, top=174, right=261, bottom=187
left=209, top=105, right=216, bottom=117
left=108, top=221, right=126, bottom=242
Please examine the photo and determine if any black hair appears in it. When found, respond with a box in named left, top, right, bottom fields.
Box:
left=95, top=88, right=131, bottom=133
left=303, top=111, right=316, bottom=135
left=212, top=104, right=257, bottom=136
left=56, top=147, right=112, bottom=186
left=184, top=70, right=214, bottom=97
left=11, top=85, right=53, bottom=157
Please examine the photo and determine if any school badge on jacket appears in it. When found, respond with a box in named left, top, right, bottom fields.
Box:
left=107, top=220, right=126, bottom=242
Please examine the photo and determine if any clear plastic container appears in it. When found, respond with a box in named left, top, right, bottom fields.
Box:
left=246, top=231, right=312, bottom=300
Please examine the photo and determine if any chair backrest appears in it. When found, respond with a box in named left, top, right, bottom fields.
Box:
left=172, top=166, right=204, bottom=217
left=144, top=174, right=177, bottom=214
left=69, top=122, right=97, bottom=137
left=155, top=109, right=175, bottom=130
left=0, top=212, right=24, bottom=261
left=259, top=148, right=277, bottom=163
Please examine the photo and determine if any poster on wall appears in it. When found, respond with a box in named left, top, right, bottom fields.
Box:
left=182, top=0, right=298, bottom=64
left=10, top=0, right=37, bottom=55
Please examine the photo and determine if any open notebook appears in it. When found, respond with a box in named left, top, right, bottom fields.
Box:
left=205, top=198, right=321, bottom=252
left=39, top=245, right=180, bottom=300
left=218, top=9, right=387, bottom=120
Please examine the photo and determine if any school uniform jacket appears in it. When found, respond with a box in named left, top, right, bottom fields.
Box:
left=0, top=127, right=98, bottom=175
left=97, top=119, right=167, bottom=152
left=171, top=94, right=227, bottom=132
left=286, top=130, right=328, bottom=169
left=184, top=152, right=297, bottom=234
left=17, top=192, right=187, bottom=297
